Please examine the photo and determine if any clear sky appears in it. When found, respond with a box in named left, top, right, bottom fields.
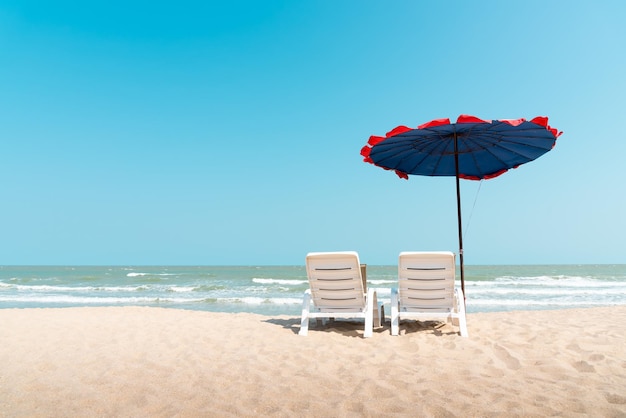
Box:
left=1, top=1, right=625, bottom=265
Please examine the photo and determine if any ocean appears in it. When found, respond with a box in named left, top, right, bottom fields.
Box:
left=1, top=264, right=625, bottom=316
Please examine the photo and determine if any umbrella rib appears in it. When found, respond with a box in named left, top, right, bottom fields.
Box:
left=455, top=123, right=555, bottom=176
left=372, top=130, right=454, bottom=176
left=404, top=130, right=453, bottom=175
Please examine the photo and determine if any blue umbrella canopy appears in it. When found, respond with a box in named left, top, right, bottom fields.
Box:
left=361, top=115, right=563, bottom=296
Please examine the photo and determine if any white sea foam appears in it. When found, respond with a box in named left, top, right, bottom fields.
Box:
left=372, top=287, right=391, bottom=296
left=467, top=276, right=625, bottom=288
left=467, top=298, right=621, bottom=307
left=0, top=295, right=206, bottom=304
left=266, top=297, right=302, bottom=305
left=168, top=286, right=197, bottom=292
left=252, top=278, right=307, bottom=286
left=126, top=272, right=178, bottom=277
left=368, top=280, right=396, bottom=285
left=0, top=283, right=148, bottom=292
left=469, top=287, right=626, bottom=296
left=217, top=297, right=303, bottom=305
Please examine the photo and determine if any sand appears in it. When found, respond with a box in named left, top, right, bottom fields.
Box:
left=1, top=306, right=625, bottom=417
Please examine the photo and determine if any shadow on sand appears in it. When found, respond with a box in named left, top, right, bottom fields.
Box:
left=262, top=317, right=457, bottom=337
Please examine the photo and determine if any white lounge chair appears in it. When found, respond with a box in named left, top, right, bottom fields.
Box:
left=299, top=251, right=382, bottom=338
left=391, top=251, right=468, bottom=337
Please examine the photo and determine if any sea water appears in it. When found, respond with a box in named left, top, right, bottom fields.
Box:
left=1, top=265, right=625, bottom=316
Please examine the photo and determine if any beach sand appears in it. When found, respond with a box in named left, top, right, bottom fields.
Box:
left=1, top=306, right=625, bottom=417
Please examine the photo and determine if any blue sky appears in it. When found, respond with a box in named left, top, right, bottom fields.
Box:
left=1, top=1, right=625, bottom=265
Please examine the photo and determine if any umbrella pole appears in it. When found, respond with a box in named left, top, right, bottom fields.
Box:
left=454, top=134, right=466, bottom=298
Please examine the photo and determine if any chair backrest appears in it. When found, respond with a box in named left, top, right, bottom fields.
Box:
left=398, top=251, right=456, bottom=312
left=305, top=252, right=365, bottom=311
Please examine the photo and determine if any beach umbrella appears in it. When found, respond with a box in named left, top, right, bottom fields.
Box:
left=360, top=114, right=563, bottom=297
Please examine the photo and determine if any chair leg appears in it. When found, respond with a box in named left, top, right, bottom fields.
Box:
left=372, top=290, right=381, bottom=328
left=391, top=288, right=400, bottom=336
left=458, top=314, right=468, bottom=337
left=364, top=288, right=375, bottom=338
left=455, top=288, right=469, bottom=337
left=298, top=290, right=312, bottom=336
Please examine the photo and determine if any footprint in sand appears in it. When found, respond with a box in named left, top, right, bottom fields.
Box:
left=572, top=360, right=595, bottom=373
left=588, top=353, right=605, bottom=362
left=606, top=393, right=626, bottom=405
left=492, top=343, right=521, bottom=370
